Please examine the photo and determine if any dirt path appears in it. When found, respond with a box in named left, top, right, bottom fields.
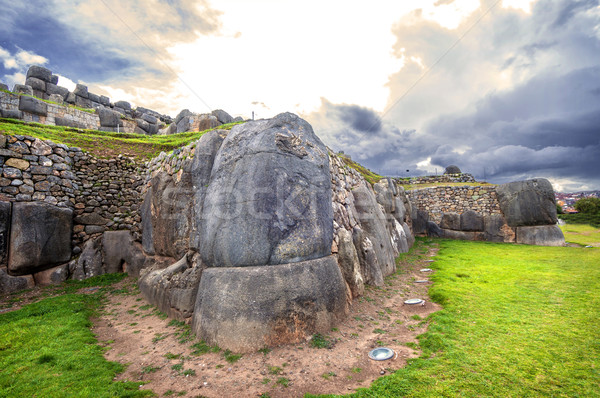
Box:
left=93, top=242, right=441, bottom=398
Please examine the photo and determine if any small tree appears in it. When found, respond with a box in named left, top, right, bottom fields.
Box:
left=574, top=197, right=600, bottom=214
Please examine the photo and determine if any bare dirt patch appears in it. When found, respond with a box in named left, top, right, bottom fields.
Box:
left=93, top=242, right=441, bottom=398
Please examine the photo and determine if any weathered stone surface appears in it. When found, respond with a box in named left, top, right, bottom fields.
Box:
left=4, top=158, right=29, bottom=170
left=71, top=237, right=103, bottom=280
left=55, top=117, right=85, bottom=128
left=98, top=107, right=122, bottom=127
left=336, top=228, right=364, bottom=298
left=174, top=109, right=193, bottom=125
left=196, top=114, right=220, bottom=131
left=102, top=231, right=139, bottom=274
left=13, top=84, right=33, bottom=96
left=88, top=92, right=100, bottom=104
left=211, top=109, right=233, bottom=124
left=74, top=212, right=109, bottom=225
left=0, top=109, right=22, bottom=119
left=114, top=100, right=131, bottom=110
left=496, top=179, right=558, bottom=227
left=25, top=77, right=46, bottom=91
left=0, top=82, right=7, bottom=91
left=516, top=225, right=565, bottom=246
left=192, top=256, right=347, bottom=352
left=141, top=113, right=158, bottom=125
left=199, top=113, right=332, bottom=267
left=460, top=210, right=484, bottom=231
left=352, top=227, right=383, bottom=286
left=0, top=202, right=10, bottom=267
left=33, top=263, right=69, bottom=286
left=351, top=184, right=396, bottom=278
left=444, top=165, right=461, bottom=174
left=426, top=221, right=443, bottom=237
left=26, top=65, right=53, bottom=82
left=139, top=252, right=205, bottom=320
left=48, top=93, right=64, bottom=103
left=19, top=96, right=48, bottom=116
left=0, top=269, right=34, bottom=294
left=136, top=118, right=150, bottom=132
left=99, top=95, right=110, bottom=106
left=31, top=139, right=53, bottom=156
left=8, top=202, right=72, bottom=275
left=441, top=229, right=485, bottom=241
left=440, top=212, right=460, bottom=230
left=75, top=95, right=91, bottom=108
left=46, top=83, right=69, bottom=99
left=484, top=214, right=515, bottom=243
left=413, top=209, right=429, bottom=235
left=73, top=84, right=88, bottom=98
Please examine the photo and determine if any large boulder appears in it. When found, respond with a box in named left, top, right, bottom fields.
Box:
left=484, top=214, right=515, bottom=243
left=8, top=202, right=72, bottom=275
left=460, top=210, right=484, bottom=231
left=26, top=65, right=53, bottom=83
left=0, top=269, right=35, bottom=294
left=103, top=231, right=147, bottom=275
left=0, top=201, right=10, bottom=267
left=440, top=212, right=460, bottom=230
left=191, top=256, right=347, bottom=352
left=46, top=83, right=69, bottom=99
left=19, top=96, right=47, bottom=116
left=198, top=113, right=333, bottom=267
left=516, top=225, right=565, bottom=246
left=336, top=228, right=364, bottom=298
left=496, top=179, right=558, bottom=227
left=351, top=184, right=396, bottom=278
left=139, top=252, right=205, bottom=320
left=211, top=109, right=233, bottom=124
left=73, top=84, right=88, bottom=99
left=98, top=107, right=122, bottom=127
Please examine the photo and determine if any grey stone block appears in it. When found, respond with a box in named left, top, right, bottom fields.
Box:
left=211, top=109, right=233, bottom=124
left=0, top=109, right=22, bottom=119
left=13, top=84, right=33, bottom=96
left=99, top=95, right=110, bottom=106
left=191, top=256, right=348, bottom=353
left=516, top=225, right=565, bottom=246
left=0, top=201, right=11, bottom=267
left=19, top=96, right=48, bottom=116
left=460, top=210, right=484, bottom=231
left=440, top=212, right=460, bottom=230
left=27, top=65, right=53, bottom=82
left=8, top=202, right=72, bottom=275
left=114, top=100, right=131, bottom=110
left=46, top=83, right=69, bottom=99
left=25, top=77, right=46, bottom=91
left=75, top=95, right=92, bottom=109
left=88, top=92, right=100, bottom=103
left=98, top=107, right=121, bottom=127
left=0, top=82, right=8, bottom=91
left=0, top=268, right=34, bottom=294
left=496, top=179, right=558, bottom=227
left=50, top=74, right=59, bottom=85
left=73, top=84, right=88, bottom=98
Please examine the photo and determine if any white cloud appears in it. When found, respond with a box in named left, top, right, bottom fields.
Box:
left=15, top=49, right=48, bottom=66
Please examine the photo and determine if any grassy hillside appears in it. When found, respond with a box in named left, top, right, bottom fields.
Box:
left=0, top=118, right=243, bottom=161
left=313, top=239, right=600, bottom=397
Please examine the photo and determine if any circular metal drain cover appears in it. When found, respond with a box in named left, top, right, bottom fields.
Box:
left=420, top=268, right=433, bottom=272
left=368, top=347, right=395, bottom=361
left=404, top=298, right=424, bottom=305
left=415, top=280, right=429, bottom=283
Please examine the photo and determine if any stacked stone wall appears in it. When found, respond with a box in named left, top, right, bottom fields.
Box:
left=407, top=185, right=500, bottom=223
left=400, top=173, right=476, bottom=185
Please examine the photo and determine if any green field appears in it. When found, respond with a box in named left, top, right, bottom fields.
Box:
left=317, top=238, right=600, bottom=397
left=560, top=223, right=600, bottom=247
left=0, top=274, right=152, bottom=397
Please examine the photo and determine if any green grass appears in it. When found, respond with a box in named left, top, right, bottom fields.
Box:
left=0, top=117, right=243, bottom=161
left=0, top=274, right=151, bottom=397
left=558, top=212, right=600, bottom=228
left=338, top=155, right=383, bottom=185
left=560, top=223, right=600, bottom=246
left=312, top=239, right=600, bottom=397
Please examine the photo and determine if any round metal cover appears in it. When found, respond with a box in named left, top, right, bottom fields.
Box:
left=368, top=347, right=395, bottom=361
left=420, top=268, right=432, bottom=272
left=415, top=280, right=429, bottom=283
left=404, top=298, right=424, bottom=305
left=424, top=259, right=434, bottom=263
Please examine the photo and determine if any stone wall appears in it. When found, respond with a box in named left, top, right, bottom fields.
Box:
left=400, top=173, right=476, bottom=185
left=0, top=133, right=147, bottom=292
left=407, top=185, right=500, bottom=224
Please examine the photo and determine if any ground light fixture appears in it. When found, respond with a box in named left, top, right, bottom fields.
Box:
left=415, top=280, right=429, bottom=283
left=368, top=347, right=395, bottom=361
left=420, top=268, right=433, bottom=272
left=404, top=298, right=424, bottom=305
left=424, top=259, right=434, bottom=263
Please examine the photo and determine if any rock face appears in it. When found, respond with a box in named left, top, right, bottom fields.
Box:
left=192, top=256, right=347, bottom=352
left=8, top=202, right=72, bottom=275
left=0, top=202, right=10, bottom=267
left=516, top=225, right=565, bottom=246
left=198, top=113, right=333, bottom=267
left=496, top=178, right=558, bottom=227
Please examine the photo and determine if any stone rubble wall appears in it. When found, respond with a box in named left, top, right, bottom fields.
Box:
left=0, top=133, right=147, bottom=293
left=407, top=185, right=501, bottom=224
left=401, top=173, right=477, bottom=185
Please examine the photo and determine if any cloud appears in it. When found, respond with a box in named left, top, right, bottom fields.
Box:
left=0, top=0, right=222, bottom=112
left=0, top=46, right=48, bottom=87
left=307, top=0, right=600, bottom=190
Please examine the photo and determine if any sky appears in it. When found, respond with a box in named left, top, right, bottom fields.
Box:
left=0, top=0, right=598, bottom=191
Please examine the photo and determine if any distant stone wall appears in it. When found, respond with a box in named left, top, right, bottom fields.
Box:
left=400, top=173, right=476, bottom=185
left=407, top=185, right=500, bottom=224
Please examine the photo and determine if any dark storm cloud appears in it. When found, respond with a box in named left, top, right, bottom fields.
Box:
left=309, top=0, right=600, bottom=191
left=334, top=104, right=383, bottom=134
left=0, top=0, right=221, bottom=90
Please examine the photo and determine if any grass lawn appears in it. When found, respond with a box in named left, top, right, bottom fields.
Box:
left=0, top=274, right=152, bottom=397
left=321, top=239, right=600, bottom=397
left=560, top=223, right=600, bottom=247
